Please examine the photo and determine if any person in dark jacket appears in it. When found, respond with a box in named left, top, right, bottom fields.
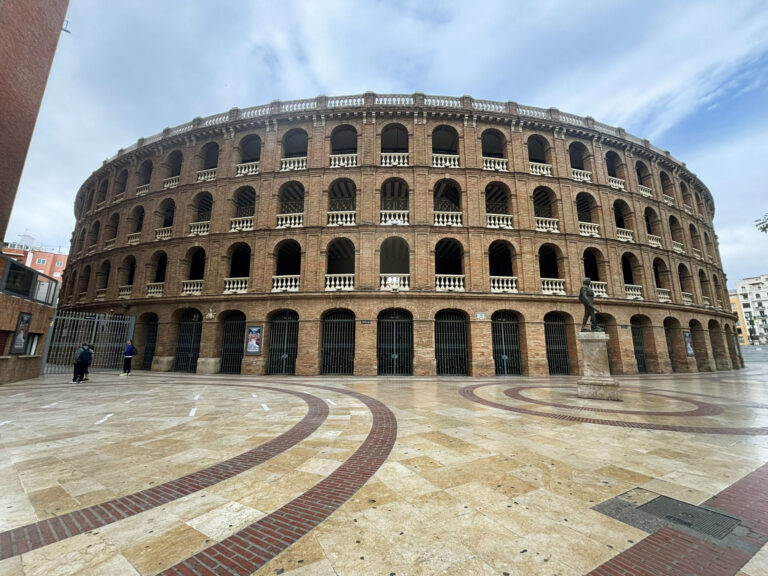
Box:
left=83, top=343, right=94, bottom=381
left=72, top=341, right=92, bottom=383
left=121, top=340, right=138, bottom=375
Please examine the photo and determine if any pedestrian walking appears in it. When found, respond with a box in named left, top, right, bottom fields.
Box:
left=121, top=340, right=138, bottom=375
left=83, top=343, right=94, bottom=381
left=72, top=341, right=92, bottom=383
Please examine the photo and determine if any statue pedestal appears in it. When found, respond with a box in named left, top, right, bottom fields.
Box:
left=576, top=331, right=621, bottom=401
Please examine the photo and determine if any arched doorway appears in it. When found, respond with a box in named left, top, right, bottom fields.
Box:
left=321, top=309, right=356, bottom=375
left=377, top=309, right=413, bottom=375
left=630, top=316, right=649, bottom=373
left=689, top=320, right=710, bottom=372
left=435, top=310, right=468, bottom=375
left=220, top=311, right=246, bottom=374
left=140, top=313, right=159, bottom=370
left=544, top=313, right=569, bottom=375
left=491, top=311, right=522, bottom=375
left=663, top=317, right=686, bottom=373
left=174, top=309, right=202, bottom=372
left=267, top=310, right=299, bottom=375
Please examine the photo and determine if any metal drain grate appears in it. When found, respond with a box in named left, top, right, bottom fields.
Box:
left=639, top=496, right=740, bottom=539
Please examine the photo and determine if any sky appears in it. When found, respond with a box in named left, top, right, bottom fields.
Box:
left=8, top=0, right=768, bottom=288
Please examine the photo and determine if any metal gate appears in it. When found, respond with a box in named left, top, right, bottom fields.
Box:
left=665, top=326, right=677, bottom=372
left=141, top=317, right=158, bottom=370
left=322, top=310, right=355, bottom=375
left=267, top=310, right=299, bottom=375
left=220, top=312, right=246, bottom=374
left=435, top=310, right=468, bottom=375
left=41, top=310, right=135, bottom=375
left=174, top=309, right=202, bottom=372
left=631, top=322, right=648, bottom=373
left=544, top=313, right=569, bottom=375
left=377, top=309, right=413, bottom=375
left=491, top=311, right=522, bottom=375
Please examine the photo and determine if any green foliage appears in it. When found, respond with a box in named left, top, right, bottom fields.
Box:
left=758, top=213, right=768, bottom=233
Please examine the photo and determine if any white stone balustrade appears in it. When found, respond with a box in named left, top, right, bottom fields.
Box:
left=118, top=285, right=132, bottom=299
left=146, top=282, right=165, bottom=297
left=486, top=214, right=514, bottom=229
left=380, top=210, right=409, bottom=225
left=571, top=169, right=592, bottom=182
left=541, top=278, right=566, bottom=295
left=87, top=244, right=96, bottom=255
left=683, top=204, right=693, bottom=215
left=105, top=238, right=116, bottom=250
left=196, top=168, right=217, bottom=182
left=672, top=241, right=685, bottom=254
left=490, top=276, right=518, bottom=293
left=327, top=211, right=356, bottom=226
left=224, top=277, right=249, bottom=294
left=648, top=234, right=662, bottom=248
left=127, top=232, right=141, bottom=245
left=693, top=248, right=703, bottom=259
left=578, top=222, right=600, bottom=237
left=280, top=157, right=307, bottom=171
left=707, top=254, right=713, bottom=263
left=112, top=192, right=124, bottom=203
left=276, top=213, right=303, bottom=228
left=235, top=161, right=260, bottom=176
left=656, top=288, right=672, bottom=303
left=529, top=162, right=552, bottom=177
left=434, top=211, right=462, bottom=226
left=330, top=154, right=358, bottom=168
left=154, top=227, right=172, bottom=241
left=625, top=284, right=643, bottom=300
left=703, top=295, right=712, bottom=307
left=616, top=228, right=634, bottom=242
left=717, top=299, right=724, bottom=309
left=592, top=281, right=608, bottom=297
left=435, top=274, right=465, bottom=292
left=163, top=176, right=179, bottom=189
left=608, top=177, right=625, bottom=190
left=482, top=157, right=508, bottom=171
left=663, top=194, right=675, bottom=206
left=189, top=221, right=210, bottom=236
left=230, top=216, right=253, bottom=232
left=381, top=152, right=409, bottom=167
left=136, top=184, right=150, bottom=196
left=95, top=288, right=106, bottom=301
left=380, top=274, right=410, bottom=291
left=181, top=280, right=203, bottom=295
left=272, top=275, right=300, bottom=292
left=535, top=217, right=559, bottom=233
left=638, top=185, right=653, bottom=197
left=325, top=274, right=355, bottom=291
left=681, top=292, right=693, bottom=305
left=432, top=154, right=460, bottom=168
left=96, top=201, right=105, bottom=211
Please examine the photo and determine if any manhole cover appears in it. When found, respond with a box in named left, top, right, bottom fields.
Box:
left=638, top=496, right=740, bottom=539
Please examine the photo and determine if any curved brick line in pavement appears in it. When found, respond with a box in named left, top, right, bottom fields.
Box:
left=459, top=383, right=768, bottom=435
left=0, top=386, right=329, bottom=560
left=505, top=385, right=724, bottom=416
left=159, top=383, right=398, bottom=576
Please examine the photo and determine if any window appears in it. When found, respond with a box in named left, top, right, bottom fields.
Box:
left=36, top=258, right=46, bottom=265
left=743, top=303, right=751, bottom=308
left=53, top=272, right=61, bottom=278
left=56, top=261, right=63, bottom=267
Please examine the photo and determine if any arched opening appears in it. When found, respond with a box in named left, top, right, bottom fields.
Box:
left=75, top=229, right=86, bottom=254
left=544, top=312, right=571, bottom=375
left=377, top=309, right=413, bottom=375
left=186, top=247, right=206, bottom=281
left=267, top=310, right=299, bottom=375
left=228, top=243, right=251, bottom=279
left=433, top=180, right=462, bottom=225
left=435, top=309, right=469, bottom=375
left=481, top=130, right=506, bottom=169
left=678, top=263, right=694, bottom=303
left=240, top=134, right=262, bottom=164
left=200, top=142, right=219, bottom=170
left=485, top=182, right=512, bottom=228
left=699, top=269, right=712, bottom=306
left=129, top=206, right=144, bottom=234
left=138, top=312, right=159, bottom=370
left=380, top=237, right=410, bottom=290
left=703, top=232, right=714, bottom=261
left=724, top=325, right=742, bottom=369
left=538, top=243, right=564, bottom=294
left=96, top=180, right=108, bottom=205
left=96, top=261, right=111, bottom=296
left=174, top=309, right=202, bottom=373
left=278, top=182, right=305, bottom=227
left=192, top=191, right=213, bottom=224
left=681, top=182, right=694, bottom=211
left=321, top=309, right=356, bottom=375
left=150, top=251, right=168, bottom=284
left=491, top=310, right=523, bottom=375
left=653, top=258, right=672, bottom=301
left=669, top=215, right=685, bottom=249
left=689, top=319, right=710, bottom=372
left=660, top=171, right=675, bottom=202
left=689, top=224, right=703, bottom=256
left=712, top=275, right=725, bottom=308
left=166, top=150, right=183, bottom=178
left=614, top=199, right=634, bottom=241
left=435, top=238, right=464, bottom=291
left=630, top=315, right=654, bottom=373
left=273, top=240, right=301, bottom=292
left=115, top=170, right=128, bottom=195
left=381, top=123, right=408, bottom=166
left=576, top=192, right=599, bottom=236
left=87, top=221, right=101, bottom=250
left=708, top=319, right=730, bottom=371
left=85, top=188, right=95, bottom=211
left=326, top=238, right=355, bottom=291
left=664, top=317, right=687, bottom=373
left=635, top=161, right=652, bottom=191
left=527, top=135, right=551, bottom=165
left=380, top=178, right=409, bottom=224
left=138, top=160, right=153, bottom=187
left=695, top=190, right=705, bottom=215
left=328, top=178, right=356, bottom=225
left=231, top=186, right=257, bottom=231
left=621, top=252, right=644, bottom=299
left=283, top=129, right=308, bottom=158
left=583, top=248, right=607, bottom=296
left=644, top=207, right=661, bottom=239
left=106, top=213, right=120, bottom=242
left=568, top=141, right=592, bottom=178
left=119, top=256, right=137, bottom=288
left=331, top=125, right=358, bottom=155
left=605, top=151, right=626, bottom=183
left=533, top=187, right=558, bottom=231
left=220, top=311, right=246, bottom=374
left=158, top=199, right=176, bottom=229
left=489, top=241, right=516, bottom=293
left=432, top=125, right=458, bottom=155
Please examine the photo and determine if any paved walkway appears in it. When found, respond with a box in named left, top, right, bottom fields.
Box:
left=0, top=366, right=767, bottom=575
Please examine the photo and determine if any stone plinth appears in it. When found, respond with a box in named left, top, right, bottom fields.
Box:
left=577, top=331, right=621, bottom=401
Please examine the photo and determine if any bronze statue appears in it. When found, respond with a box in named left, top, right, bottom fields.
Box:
left=579, top=278, right=602, bottom=332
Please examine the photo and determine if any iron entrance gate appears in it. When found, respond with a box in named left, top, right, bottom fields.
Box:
left=221, top=312, right=246, bottom=374
left=491, top=311, right=522, bottom=375
left=267, top=310, right=299, bottom=375
left=435, top=310, right=468, bottom=375
left=544, top=313, right=569, bottom=375
left=41, top=310, right=135, bottom=375
left=377, top=309, right=413, bottom=375
left=174, top=310, right=202, bottom=372
left=665, top=326, right=677, bottom=372
left=322, top=310, right=355, bottom=374
left=631, top=322, right=648, bottom=373
left=141, top=316, right=158, bottom=370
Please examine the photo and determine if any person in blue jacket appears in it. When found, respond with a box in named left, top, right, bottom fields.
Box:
left=72, top=341, right=92, bottom=383
left=121, top=340, right=138, bottom=376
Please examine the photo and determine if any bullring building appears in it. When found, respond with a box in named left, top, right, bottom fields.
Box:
left=61, top=93, right=742, bottom=377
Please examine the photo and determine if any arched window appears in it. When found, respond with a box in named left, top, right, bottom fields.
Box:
left=119, top=255, right=137, bottom=287
left=433, top=180, right=462, bottom=226
left=527, top=135, right=550, bottom=165
left=621, top=252, right=644, bottom=298
left=96, top=180, right=108, bottom=206
left=240, top=134, right=262, bottom=163
left=583, top=248, right=606, bottom=290
left=97, top=260, right=111, bottom=293
left=533, top=187, right=558, bottom=231
left=330, top=125, right=357, bottom=155
left=158, top=199, right=175, bottom=229
left=481, top=130, right=505, bottom=159
left=274, top=240, right=302, bottom=284
left=115, top=170, right=128, bottom=195
left=485, top=183, right=512, bottom=229
left=614, top=200, right=634, bottom=241
left=278, top=182, right=305, bottom=227
left=129, top=206, right=144, bottom=234
left=605, top=151, right=626, bottom=185
left=200, top=142, right=219, bottom=170
left=166, top=150, right=183, bottom=178
left=644, top=207, right=661, bottom=238
left=635, top=161, right=652, bottom=191
left=231, top=186, right=257, bottom=231
left=680, top=181, right=694, bottom=211
left=151, top=251, right=168, bottom=283
left=77, top=265, right=91, bottom=299
left=138, top=160, right=153, bottom=187
left=435, top=238, right=464, bottom=291
left=653, top=258, right=671, bottom=295
left=381, top=124, right=408, bottom=165
left=669, top=215, right=684, bottom=249
left=432, top=125, right=458, bottom=155
left=325, top=238, right=355, bottom=291
left=538, top=243, right=565, bottom=294
left=380, top=178, right=409, bottom=224
left=283, top=129, right=308, bottom=158
left=192, top=192, right=213, bottom=223
left=660, top=171, right=675, bottom=202
left=186, top=248, right=206, bottom=280
left=568, top=141, right=592, bottom=180
left=678, top=263, right=694, bottom=301
left=689, top=224, right=702, bottom=255
left=489, top=241, right=516, bottom=293
left=379, top=237, right=410, bottom=290
left=575, top=192, right=598, bottom=232
left=87, top=221, right=100, bottom=249
left=106, top=213, right=120, bottom=242
left=227, top=243, right=251, bottom=280
left=328, top=179, right=356, bottom=225
left=699, top=269, right=712, bottom=304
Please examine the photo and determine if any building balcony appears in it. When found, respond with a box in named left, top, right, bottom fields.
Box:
left=490, top=276, right=518, bottom=293
left=432, top=153, right=460, bottom=168
left=717, top=299, right=724, bottom=309
left=541, top=278, right=566, bottom=295
left=77, top=291, right=87, bottom=303
left=381, top=152, right=408, bottom=167
left=189, top=221, right=210, bottom=236
left=608, top=177, right=625, bottom=190
left=571, top=169, right=591, bottom=182
left=118, top=285, right=132, bottom=299
left=707, top=254, right=713, bottom=263
left=672, top=241, right=685, bottom=254
left=196, top=168, right=217, bottom=182
left=327, top=211, right=356, bottom=226
left=663, top=194, right=675, bottom=206
left=230, top=216, right=253, bottom=232
left=95, top=201, right=106, bottom=211
left=380, top=210, right=409, bottom=225
left=682, top=291, right=693, bottom=305
left=529, top=162, right=552, bottom=177
left=657, top=287, right=672, bottom=303
left=648, top=234, right=662, bottom=248
left=693, top=248, right=703, bottom=259
left=136, top=184, right=150, bottom=196
left=625, top=284, right=643, bottom=300
left=325, top=274, right=355, bottom=291
left=224, top=277, right=248, bottom=294
left=112, top=192, right=124, bottom=203
left=436, top=274, right=465, bottom=292
left=486, top=214, right=514, bottom=229
left=380, top=274, right=410, bottom=291
left=616, top=228, right=634, bottom=243
left=535, top=217, right=559, bottom=233
left=638, top=185, right=653, bottom=198
left=181, top=280, right=203, bottom=296
left=683, top=204, right=693, bottom=215
left=104, top=238, right=116, bottom=250
left=146, top=282, right=165, bottom=297
left=592, top=281, right=608, bottom=297
left=434, top=211, right=462, bottom=226
left=86, top=244, right=96, bottom=255
left=578, top=222, right=599, bottom=237
left=280, top=157, right=307, bottom=171
left=95, top=288, right=106, bottom=301
left=276, top=213, right=303, bottom=228
left=330, top=153, right=357, bottom=168
left=127, top=232, right=141, bottom=245
left=483, top=157, right=508, bottom=171
left=703, top=295, right=712, bottom=307
left=272, top=275, right=300, bottom=292
left=154, top=227, right=172, bottom=241
left=235, top=161, right=260, bottom=176
left=163, top=176, right=179, bottom=189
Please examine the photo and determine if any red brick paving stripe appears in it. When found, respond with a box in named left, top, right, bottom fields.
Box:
left=705, top=461, right=768, bottom=536
left=0, top=386, right=328, bottom=561
left=160, top=383, right=398, bottom=576
left=460, top=383, right=768, bottom=435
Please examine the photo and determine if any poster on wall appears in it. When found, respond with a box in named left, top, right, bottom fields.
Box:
left=245, top=325, right=263, bottom=356
left=11, top=312, right=32, bottom=354
left=683, top=329, right=695, bottom=357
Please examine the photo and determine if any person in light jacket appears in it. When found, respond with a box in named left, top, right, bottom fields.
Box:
left=121, top=340, right=138, bottom=375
